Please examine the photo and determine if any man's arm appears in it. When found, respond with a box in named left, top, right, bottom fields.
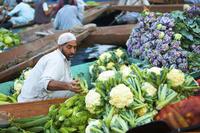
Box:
left=47, top=80, right=81, bottom=93
left=8, top=4, right=19, bottom=16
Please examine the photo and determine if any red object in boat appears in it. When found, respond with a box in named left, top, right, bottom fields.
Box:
left=155, top=96, right=200, bottom=129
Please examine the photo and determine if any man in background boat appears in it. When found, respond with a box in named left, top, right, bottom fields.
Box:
left=54, top=0, right=86, bottom=15
left=114, top=0, right=150, bottom=24
left=3, top=0, right=17, bottom=10
left=0, top=0, right=35, bottom=28
left=53, top=0, right=83, bottom=30
left=34, top=0, right=53, bottom=24
left=18, top=32, right=81, bottom=102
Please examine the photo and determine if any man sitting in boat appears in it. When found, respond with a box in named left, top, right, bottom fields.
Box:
left=34, top=0, right=54, bottom=24
left=54, top=0, right=83, bottom=30
left=0, top=0, right=35, bottom=29
left=18, top=32, right=81, bottom=102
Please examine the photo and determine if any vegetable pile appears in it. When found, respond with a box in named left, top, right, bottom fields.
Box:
left=0, top=68, right=31, bottom=105
left=0, top=28, right=21, bottom=52
left=0, top=49, right=199, bottom=133
left=45, top=94, right=91, bottom=133
left=126, top=5, right=200, bottom=73
left=85, top=50, right=199, bottom=132
left=0, top=115, right=49, bottom=133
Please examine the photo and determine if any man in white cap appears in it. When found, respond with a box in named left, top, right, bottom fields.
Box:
left=18, top=32, right=81, bottom=102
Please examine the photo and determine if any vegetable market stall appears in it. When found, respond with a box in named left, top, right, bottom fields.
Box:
left=0, top=49, right=199, bottom=133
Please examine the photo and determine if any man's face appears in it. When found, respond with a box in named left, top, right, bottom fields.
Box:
left=60, top=40, right=77, bottom=60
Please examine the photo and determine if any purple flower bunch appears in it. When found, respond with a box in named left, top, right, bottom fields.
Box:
left=126, top=12, right=189, bottom=72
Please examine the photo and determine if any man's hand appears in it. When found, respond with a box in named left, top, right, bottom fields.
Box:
left=67, top=80, right=81, bottom=93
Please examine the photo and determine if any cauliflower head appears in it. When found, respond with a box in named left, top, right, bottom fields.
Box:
left=148, top=67, right=162, bottom=75
left=136, top=106, right=148, bottom=116
left=85, top=119, right=102, bottom=133
left=14, top=80, right=23, bottom=93
left=141, top=82, right=157, bottom=97
left=115, top=49, right=124, bottom=58
left=107, top=62, right=115, bottom=69
left=120, top=65, right=132, bottom=77
left=109, top=84, right=133, bottom=108
left=98, top=70, right=115, bottom=81
left=167, top=69, right=185, bottom=87
left=99, top=52, right=112, bottom=62
left=85, top=89, right=101, bottom=114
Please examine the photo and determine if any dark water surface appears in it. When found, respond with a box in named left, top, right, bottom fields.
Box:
left=71, top=44, right=122, bottom=66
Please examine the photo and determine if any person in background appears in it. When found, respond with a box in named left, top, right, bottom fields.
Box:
left=54, top=0, right=83, bottom=30
left=54, top=0, right=75, bottom=15
left=34, top=0, right=53, bottom=24
left=3, top=0, right=17, bottom=10
left=0, top=0, right=35, bottom=28
left=53, top=0, right=86, bottom=16
left=18, top=32, right=81, bottom=102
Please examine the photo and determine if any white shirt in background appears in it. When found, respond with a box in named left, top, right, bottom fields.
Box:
left=8, top=2, right=35, bottom=25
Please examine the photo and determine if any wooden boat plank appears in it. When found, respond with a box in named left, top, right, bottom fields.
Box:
left=0, top=30, right=90, bottom=82
left=19, top=23, right=54, bottom=44
left=0, top=98, right=66, bottom=118
left=109, top=4, right=187, bottom=12
left=83, top=24, right=135, bottom=46
left=83, top=4, right=109, bottom=24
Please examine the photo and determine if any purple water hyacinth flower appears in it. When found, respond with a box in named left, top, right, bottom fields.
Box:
left=161, top=59, right=167, bottom=66
left=157, top=55, right=164, bottom=62
left=127, top=44, right=133, bottom=54
left=153, top=30, right=160, bottom=37
left=152, top=59, right=160, bottom=66
left=138, top=21, right=145, bottom=28
left=160, top=17, right=171, bottom=25
left=171, top=41, right=181, bottom=49
left=176, top=58, right=183, bottom=64
left=163, top=34, right=172, bottom=44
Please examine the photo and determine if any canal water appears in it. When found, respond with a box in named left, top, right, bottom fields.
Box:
left=71, top=44, right=126, bottom=66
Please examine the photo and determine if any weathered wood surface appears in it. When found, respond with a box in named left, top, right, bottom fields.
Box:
left=0, top=30, right=90, bottom=82
left=83, top=4, right=109, bottom=24
left=83, top=24, right=135, bottom=46
left=0, top=98, right=66, bottom=118
left=109, top=4, right=187, bottom=12
left=19, top=23, right=54, bottom=44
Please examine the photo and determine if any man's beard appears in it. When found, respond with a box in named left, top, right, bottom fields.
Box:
left=61, top=48, right=74, bottom=60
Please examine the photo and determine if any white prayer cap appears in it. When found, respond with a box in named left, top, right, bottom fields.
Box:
left=57, top=32, right=76, bottom=45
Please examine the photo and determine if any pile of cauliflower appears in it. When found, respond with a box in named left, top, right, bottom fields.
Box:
left=84, top=55, right=198, bottom=133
